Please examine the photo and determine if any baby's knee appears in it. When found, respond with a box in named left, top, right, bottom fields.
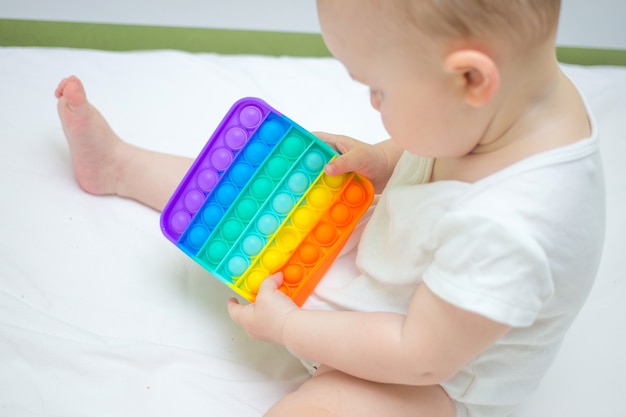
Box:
left=264, top=394, right=338, bottom=417
left=264, top=371, right=345, bottom=417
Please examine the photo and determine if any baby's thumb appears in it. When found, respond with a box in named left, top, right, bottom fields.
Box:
left=259, top=272, right=284, bottom=293
left=325, top=154, right=351, bottom=176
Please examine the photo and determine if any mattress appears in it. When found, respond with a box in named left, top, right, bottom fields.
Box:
left=0, top=47, right=624, bottom=416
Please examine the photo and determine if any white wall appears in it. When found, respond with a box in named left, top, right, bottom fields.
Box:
left=1, top=0, right=625, bottom=50
left=0, top=0, right=319, bottom=33
left=557, top=1, right=626, bottom=50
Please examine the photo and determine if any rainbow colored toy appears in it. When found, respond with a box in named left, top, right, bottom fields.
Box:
left=161, top=97, right=374, bottom=306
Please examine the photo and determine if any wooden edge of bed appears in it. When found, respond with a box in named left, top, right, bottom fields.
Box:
left=1, top=18, right=626, bottom=66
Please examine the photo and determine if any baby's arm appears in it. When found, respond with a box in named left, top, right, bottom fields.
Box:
left=229, top=274, right=510, bottom=386
left=317, top=133, right=403, bottom=194
left=286, top=284, right=510, bottom=385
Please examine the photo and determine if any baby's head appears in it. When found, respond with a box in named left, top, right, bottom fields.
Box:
left=400, top=0, right=561, bottom=52
left=317, top=0, right=562, bottom=158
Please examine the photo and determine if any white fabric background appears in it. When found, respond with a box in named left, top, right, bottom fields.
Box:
left=0, top=47, right=624, bottom=416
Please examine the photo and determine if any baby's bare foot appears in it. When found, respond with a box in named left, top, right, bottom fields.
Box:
left=55, top=76, right=126, bottom=196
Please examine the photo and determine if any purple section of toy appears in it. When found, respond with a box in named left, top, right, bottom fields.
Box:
left=161, top=98, right=278, bottom=243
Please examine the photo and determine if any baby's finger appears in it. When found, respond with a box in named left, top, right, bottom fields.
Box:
left=258, top=272, right=284, bottom=294
left=326, top=144, right=374, bottom=177
left=325, top=154, right=351, bottom=176
left=313, top=132, right=349, bottom=154
left=312, top=131, right=336, bottom=145
left=227, top=297, right=245, bottom=323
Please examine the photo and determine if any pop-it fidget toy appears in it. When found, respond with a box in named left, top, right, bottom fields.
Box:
left=161, top=97, right=374, bottom=306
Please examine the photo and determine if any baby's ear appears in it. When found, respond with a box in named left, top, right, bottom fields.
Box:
left=444, top=49, right=500, bottom=107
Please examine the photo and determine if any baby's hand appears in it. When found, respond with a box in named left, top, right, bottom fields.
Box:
left=316, top=132, right=397, bottom=193
left=227, top=272, right=298, bottom=345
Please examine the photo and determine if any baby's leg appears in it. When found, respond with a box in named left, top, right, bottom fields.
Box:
left=55, top=76, right=192, bottom=211
left=266, top=366, right=456, bottom=417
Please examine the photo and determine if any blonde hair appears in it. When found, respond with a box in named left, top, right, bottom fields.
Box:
left=401, top=0, right=561, bottom=50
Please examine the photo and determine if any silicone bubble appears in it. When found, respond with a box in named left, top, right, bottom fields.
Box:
left=303, top=150, right=325, bottom=172
left=225, top=127, right=247, bottom=150
left=330, top=202, right=352, bottom=226
left=262, top=249, right=286, bottom=271
left=221, top=219, right=243, bottom=242
left=330, top=203, right=350, bottom=226
left=258, top=119, right=285, bottom=144
left=235, top=198, right=258, bottom=221
left=280, top=134, right=307, bottom=158
left=239, top=105, right=263, bottom=128
left=250, top=177, right=273, bottom=200
left=324, top=174, right=346, bottom=189
left=272, top=192, right=294, bottom=215
left=314, top=223, right=337, bottom=246
left=211, top=148, right=232, bottom=171
left=276, top=227, right=300, bottom=251
left=292, top=207, right=316, bottom=230
left=283, top=264, right=304, bottom=284
left=242, top=234, right=263, bottom=256
left=344, top=182, right=366, bottom=206
left=307, top=186, right=332, bottom=209
left=197, top=169, right=219, bottom=192
left=161, top=97, right=374, bottom=307
left=245, top=269, right=267, bottom=293
left=266, top=156, right=289, bottom=179
left=287, top=171, right=309, bottom=194
left=227, top=255, right=249, bottom=276
left=257, top=213, right=279, bottom=235
left=244, top=141, right=268, bottom=165
left=206, top=240, right=228, bottom=263
left=298, top=243, right=320, bottom=265
left=170, top=211, right=191, bottom=233
left=216, top=183, right=238, bottom=205
left=202, top=204, right=223, bottom=228
left=188, top=225, right=209, bottom=249
left=230, top=162, right=254, bottom=186
left=184, top=190, right=204, bottom=212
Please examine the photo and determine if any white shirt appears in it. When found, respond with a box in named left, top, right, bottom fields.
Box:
left=305, top=117, right=605, bottom=415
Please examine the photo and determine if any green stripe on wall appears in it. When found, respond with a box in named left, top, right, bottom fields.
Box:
left=557, top=46, right=626, bottom=67
left=2, top=18, right=626, bottom=66
left=0, top=19, right=331, bottom=57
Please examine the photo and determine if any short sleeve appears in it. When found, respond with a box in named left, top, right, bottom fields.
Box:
left=422, top=212, right=554, bottom=327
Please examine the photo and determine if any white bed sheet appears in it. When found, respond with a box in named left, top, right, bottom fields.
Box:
left=0, top=47, right=624, bottom=417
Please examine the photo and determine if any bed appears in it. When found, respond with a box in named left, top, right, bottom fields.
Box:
left=1, top=46, right=624, bottom=416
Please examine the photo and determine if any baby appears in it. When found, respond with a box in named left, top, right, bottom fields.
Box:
left=55, top=1, right=605, bottom=416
